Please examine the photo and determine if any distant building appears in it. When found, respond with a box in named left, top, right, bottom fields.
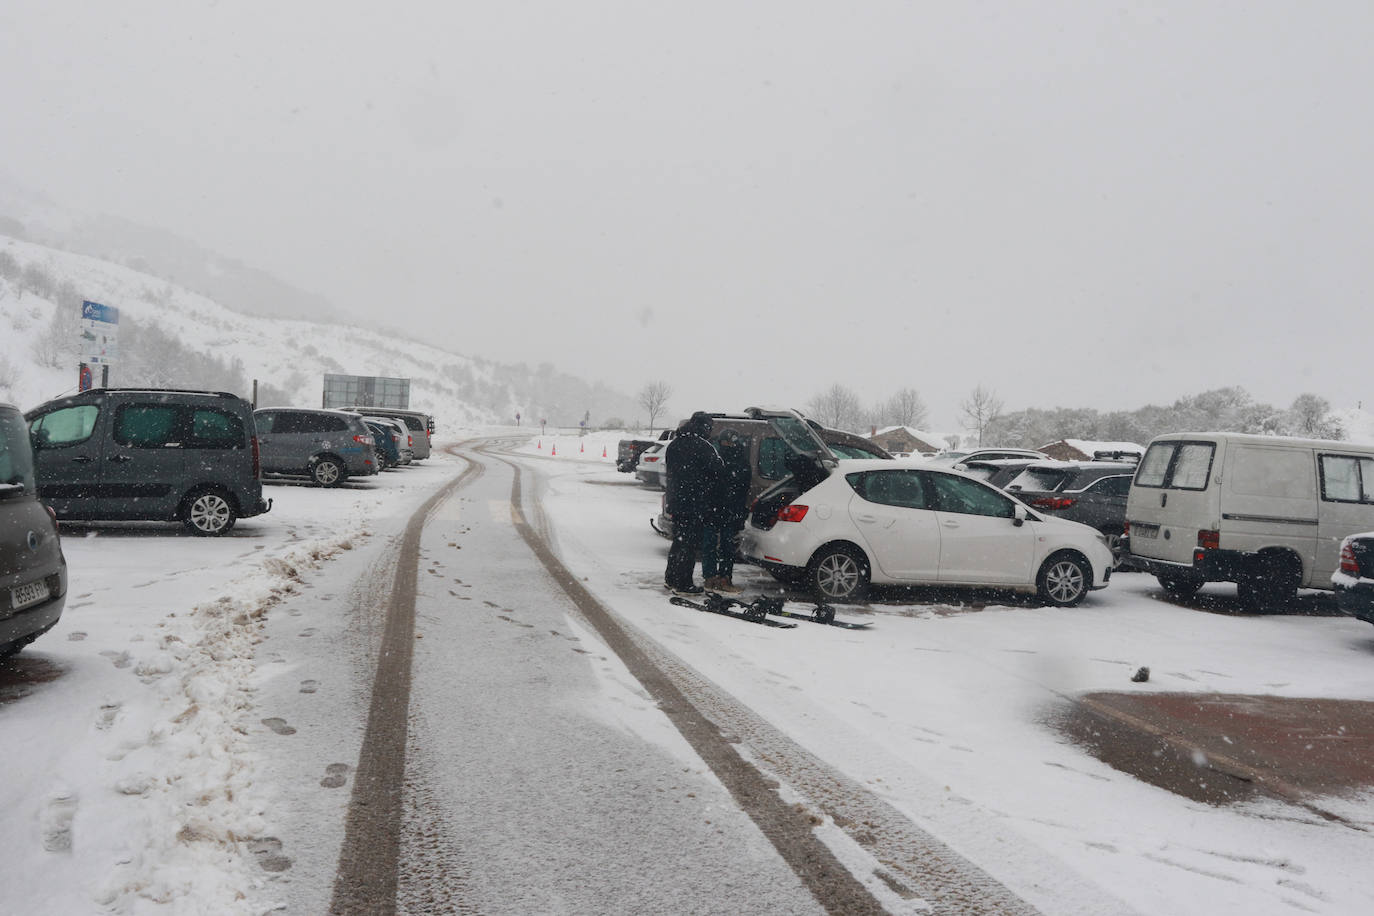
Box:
left=868, top=426, right=946, bottom=456
left=322, top=373, right=411, bottom=410
left=1039, top=439, right=1144, bottom=462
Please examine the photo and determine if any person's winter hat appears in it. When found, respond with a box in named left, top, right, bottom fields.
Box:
left=687, top=411, right=713, bottom=435
left=718, top=429, right=743, bottom=448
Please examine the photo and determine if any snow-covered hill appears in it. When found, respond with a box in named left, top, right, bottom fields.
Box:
left=0, top=234, right=636, bottom=431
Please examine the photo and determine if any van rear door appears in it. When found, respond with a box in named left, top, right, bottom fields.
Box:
left=1127, top=438, right=1219, bottom=566
left=1314, top=452, right=1374, bottom=583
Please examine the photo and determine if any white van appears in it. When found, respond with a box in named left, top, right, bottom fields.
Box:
left=1125, top=432, right=1374, bottom=609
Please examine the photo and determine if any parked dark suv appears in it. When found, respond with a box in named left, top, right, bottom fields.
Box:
left=1, top=402, right=67, bottom=657
left=25, top=389, right=271, bottom=535
left=254, top=408, right=377, bottom=485
left=1002, top=459, right=1136, bottom=562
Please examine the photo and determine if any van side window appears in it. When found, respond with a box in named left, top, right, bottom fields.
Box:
left=189, top=409, right=245, bottom=449
left=1320, top=455, right=1374, bottom=504
left=1135, top=441, right=1215, bottom=490
left=30, top=405, right=100, bottom=448
left=113, top=404, right=182, bottom=448
left=255, top=412, right=277, bottom=434
left=273, top=413, right=304, bottom=435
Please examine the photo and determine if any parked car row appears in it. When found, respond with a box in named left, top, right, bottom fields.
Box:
left=3, top=388, right=438, bottom=659
left=647, top=409, right=1374, bottom=623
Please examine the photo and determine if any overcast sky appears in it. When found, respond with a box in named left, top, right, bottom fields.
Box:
left=3, top=1, right=1372, bottom=430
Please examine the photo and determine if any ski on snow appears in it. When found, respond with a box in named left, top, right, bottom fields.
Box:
left=669, top=592, right=797, bottom=627
left=668, top=592, right=872, bottom=630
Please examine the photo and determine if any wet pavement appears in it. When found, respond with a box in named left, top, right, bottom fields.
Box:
left=1058, top=691, right=1374, bottom=820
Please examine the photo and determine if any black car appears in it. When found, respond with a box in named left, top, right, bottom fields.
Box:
left=25, top=388, right=271, bottom=535
left=1334, top=533, right=1374, bottom=625
left=1002, top=460, right=1137, bottom=562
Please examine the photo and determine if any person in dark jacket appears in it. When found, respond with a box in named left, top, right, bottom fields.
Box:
left=702, top=430, right=751, bottom=593
left=663, top=412, right=723, bottom=595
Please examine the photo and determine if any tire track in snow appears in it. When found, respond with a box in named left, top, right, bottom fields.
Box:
left=329, top=451, right=484, bottom=915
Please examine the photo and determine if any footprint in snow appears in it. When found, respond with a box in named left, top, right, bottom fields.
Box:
left=248, top=837, right=293, bottom=873
left=320, top=763, right=350, bottom=788
left=262, top=717, right=297, bottom=735
left=299, top=679, right=319, bottom=694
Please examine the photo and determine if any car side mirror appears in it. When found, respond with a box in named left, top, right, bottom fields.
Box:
left=1012, top=504, right=1028, bottom=527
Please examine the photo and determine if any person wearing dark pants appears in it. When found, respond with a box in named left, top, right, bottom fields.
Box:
left=702, top=429, right=751, bottom=593
left=663, top=412, right=722, bottom=596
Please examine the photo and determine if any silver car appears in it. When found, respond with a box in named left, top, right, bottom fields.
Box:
left=1, top=402, right=68, bottom=657
left=254, top=408, right=378, bottom=485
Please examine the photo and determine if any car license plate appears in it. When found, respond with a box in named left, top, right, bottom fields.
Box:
left=10, top=579, right=49, bottom=611
left=1133, top=523, right=1160, bottom=540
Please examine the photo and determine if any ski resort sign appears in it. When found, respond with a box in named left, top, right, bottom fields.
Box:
left=79, top=300, right=119, bottom=365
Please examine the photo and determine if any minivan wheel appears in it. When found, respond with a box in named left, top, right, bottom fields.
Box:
left=1038, top=553, right=1090, bottom=607
left=184, top=490, right=237, bottom=536
left=311, top=457, right=344, bottom=487
left=1157, top=570, right=1205, bottom=598
left=808, top=545, right=869, bottom=601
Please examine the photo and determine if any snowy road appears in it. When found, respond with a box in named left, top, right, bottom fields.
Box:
left=6, top=429, right=1374, bottom=915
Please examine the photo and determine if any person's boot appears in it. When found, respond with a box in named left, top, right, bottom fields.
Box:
left=716, top=578, right=743, bottom=594
left=703, top=576, right=722, bottom=591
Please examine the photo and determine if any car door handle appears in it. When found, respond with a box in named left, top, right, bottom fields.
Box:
left=943, top=519, right=960, bottom=528
left=108, top=455, right=133, bottom=463
left=856, top=514, right=877, bottom=523
left=70, top=455, right=93, bottom=463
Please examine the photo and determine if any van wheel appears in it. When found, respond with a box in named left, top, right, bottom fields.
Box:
left=1038, top=552, right=1090, bottom=607
left=1157, top=571, right=1204, bottom=597
left=311, top=457, right=344, bottom=487
left=183, top=490, right=237, bottom=536
left=808, top=545, right=869, bottom=601
left=1237, top=554, right=1301, bottom=612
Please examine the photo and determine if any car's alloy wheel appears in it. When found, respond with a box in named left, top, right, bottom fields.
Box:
left=1038, top=554, right=1089, bottom=607
left=809, top=546, right=869, bottom=601
left=312, top=457, right=343, bottom=487
left=185, top=491, right=236, bottom=536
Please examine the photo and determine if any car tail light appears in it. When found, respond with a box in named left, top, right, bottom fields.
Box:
left=1030, top=496, right=1076, bottom=510
left=1341, top=541, right=1361, bottom=575
left=1123, top=521, right=1130, bottom=536
left=645, top=455, right=660, bottom=463
left=354, top=434, right=373, bottom=446
left=251, top=435, right=262, bottom=479
left=776, top=504, right=809, bottom=523
left=407, top=435, right=414, bottom=447
left=1197, top=529, right=1220, bottom=550
left=45, top=504, right=59, bottom=530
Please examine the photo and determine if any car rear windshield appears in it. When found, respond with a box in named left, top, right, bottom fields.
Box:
left=1005, top=467, right=1068, bottom=492
left=1135, top=441, right=1216, bottom=490
left=769, top=416, right=833, bottom=459
left=0, top=408, right=36, bottom=495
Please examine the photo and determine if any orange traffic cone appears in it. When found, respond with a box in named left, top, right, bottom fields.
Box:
left=580, top=442, right=584, bottom=453
left=551, top=444, right=557, bottom=456
left=537, top=440, right=542, bottom=450
left=602, top=446, right=608, bottom=457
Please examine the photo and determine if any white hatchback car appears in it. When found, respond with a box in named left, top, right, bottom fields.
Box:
left=741, top=459, right=1114, bottom=605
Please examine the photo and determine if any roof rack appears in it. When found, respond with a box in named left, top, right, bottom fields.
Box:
left=1092, top=450, right=1141, bottom=462
left=71, top=388, right=240, bottom=399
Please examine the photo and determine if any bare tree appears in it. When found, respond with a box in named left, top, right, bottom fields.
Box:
left=880, top=387, right=929, bottom=430
left=638, top=380, right=672, bottom=431
left=960, top=384, right=1004, bottom=447
left=806, top=383, right=864, bottom=431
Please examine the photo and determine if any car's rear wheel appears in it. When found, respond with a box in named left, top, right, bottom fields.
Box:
left=1037, top=552, right=1091, bottom=607
left=807, top=544, right=869, bottom=601
left=311, top=456, right=344, bottom=487
left=1157, top=570, right=1205, bottom=597
left=183, top=489, right=237, bottom=536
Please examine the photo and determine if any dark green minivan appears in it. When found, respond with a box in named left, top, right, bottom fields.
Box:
left=25, top=388, right=272, bottom=536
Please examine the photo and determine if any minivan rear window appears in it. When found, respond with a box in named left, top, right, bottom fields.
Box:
left=1135, top=441, right=1216, bottom=490
left=1005, top=467, right=1068, bottom=492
